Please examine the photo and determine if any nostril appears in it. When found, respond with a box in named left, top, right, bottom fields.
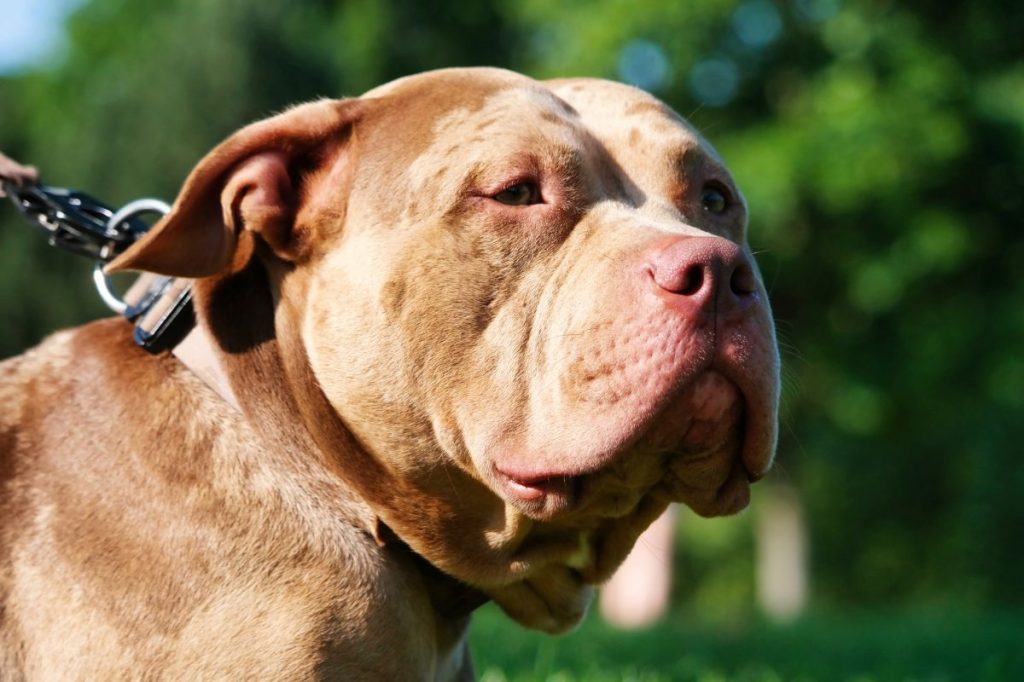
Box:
left=730, top=263, right=757, bottom=297
left=678, top=264, right=704, bottom=296
left=649, top=261, right=709, bottom=296
left=646, top=237, right=757, bottom=303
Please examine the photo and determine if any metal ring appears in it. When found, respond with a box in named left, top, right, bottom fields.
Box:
left=94, top=198, right=171, bottom=315
left=93, top=262, right=128, bottom=315
left=107, top=197, right=171, bottom=235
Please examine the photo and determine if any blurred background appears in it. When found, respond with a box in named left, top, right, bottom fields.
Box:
left=1, top=0, right=1021, bottom=679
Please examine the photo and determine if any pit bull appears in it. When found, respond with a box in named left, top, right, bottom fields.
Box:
left=0, top=67, right=779, bottom=680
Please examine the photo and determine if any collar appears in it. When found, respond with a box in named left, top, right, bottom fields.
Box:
left=122, top=273, right=239, bottom=410
left=172, top=325, right=240, bottom=410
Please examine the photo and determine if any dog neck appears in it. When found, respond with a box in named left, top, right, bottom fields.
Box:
left=188, top=256, right=491, bottom=623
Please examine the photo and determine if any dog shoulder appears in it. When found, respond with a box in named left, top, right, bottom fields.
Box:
left=0, top=318, right=414, bottom=675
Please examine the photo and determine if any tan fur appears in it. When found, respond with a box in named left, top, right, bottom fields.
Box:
left=0, top=68, right=779, bottom=679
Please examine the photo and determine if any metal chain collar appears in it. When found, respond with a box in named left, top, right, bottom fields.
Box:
left=3, top=179, right=193, bottom=353
left=1, top=182, right=156, bottom=262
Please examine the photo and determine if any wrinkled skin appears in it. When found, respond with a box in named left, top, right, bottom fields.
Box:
left=114, top=68, right=778, bottom=633
left=292, top=71, right=780, bottom=631
left=1, top=68, right=778, bottom=679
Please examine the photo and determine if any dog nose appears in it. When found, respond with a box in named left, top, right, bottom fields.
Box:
left=645, top=236, right=758, bottom=318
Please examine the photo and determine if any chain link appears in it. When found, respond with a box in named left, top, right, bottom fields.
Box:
left=3, top=180, right=177, bottom=321
left=2, top=181, right=153, bottom=262
left=3, top=178, right=192, bottom=352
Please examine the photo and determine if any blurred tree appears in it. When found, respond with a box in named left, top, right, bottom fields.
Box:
left=0, top=0, right=1020, bottom=612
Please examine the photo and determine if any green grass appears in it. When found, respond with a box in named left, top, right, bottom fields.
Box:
left=469, top=604, right=1024, bottom=681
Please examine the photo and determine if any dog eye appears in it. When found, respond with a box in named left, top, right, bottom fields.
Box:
left=701, top=185, right=730, bottom=214
left=494, top=182, right=541, bottom=206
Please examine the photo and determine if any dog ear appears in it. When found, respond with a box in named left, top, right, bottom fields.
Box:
left=107, top=98, right=364, bottom=277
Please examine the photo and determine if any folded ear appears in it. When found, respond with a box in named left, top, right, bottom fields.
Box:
left=107, top=98, right=363, bottom=277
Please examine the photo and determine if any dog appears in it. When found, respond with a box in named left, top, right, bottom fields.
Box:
left=0, top=68, right=779, bottom=680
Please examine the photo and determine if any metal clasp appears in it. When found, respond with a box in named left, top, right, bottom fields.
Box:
left=3, top=183, right=150, bottom=261
left=93, top=198, right=171, bottom=314
left=5, top=180, right=194, bottom=354
left=99, top=199, right=195, bottom=354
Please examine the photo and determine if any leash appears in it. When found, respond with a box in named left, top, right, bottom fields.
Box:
left=2, top=179, right=195, bottom=353
left=3, top=172, right=239, bottom=409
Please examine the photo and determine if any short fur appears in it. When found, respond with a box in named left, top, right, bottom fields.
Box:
left=0, top=68, right=779, bottom=681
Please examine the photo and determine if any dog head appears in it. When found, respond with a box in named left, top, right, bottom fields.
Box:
left=110, top=68, right=779, bottom=632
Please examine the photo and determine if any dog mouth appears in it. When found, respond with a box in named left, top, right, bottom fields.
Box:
left=492, top=370, right=754, bottom=520
left=493, top=468, right=580, bottom=513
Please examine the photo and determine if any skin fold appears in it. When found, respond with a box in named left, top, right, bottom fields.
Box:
left=0, top=68, right=778, bottom=680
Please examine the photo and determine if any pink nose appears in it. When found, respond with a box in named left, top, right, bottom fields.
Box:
left=646, top=236, right=759, bottom=319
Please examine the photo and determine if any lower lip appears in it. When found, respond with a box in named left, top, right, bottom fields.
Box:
left=496, top=469, right=576, bottom=505
left=504, top=477, right=547, bottom=502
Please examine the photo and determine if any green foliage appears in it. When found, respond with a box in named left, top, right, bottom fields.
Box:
left=0, top=0, right=1021, bottom=614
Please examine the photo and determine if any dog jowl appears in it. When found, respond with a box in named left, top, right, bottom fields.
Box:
left=1, top=68, right=779, bottom=679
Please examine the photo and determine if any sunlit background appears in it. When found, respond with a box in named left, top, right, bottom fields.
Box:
left=1, top=0, right=1021, bottom=679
